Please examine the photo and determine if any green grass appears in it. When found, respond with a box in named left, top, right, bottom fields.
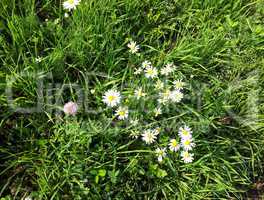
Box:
left=0, top=0, right=264, bottom=199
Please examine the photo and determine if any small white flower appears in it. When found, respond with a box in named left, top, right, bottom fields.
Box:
left=134, top=87, right=146, bottom=99
left=155, top=148, right=167, bottom=162
left=35, top=56, right=42, bottom=63
left=127, top=41, right=139, bottom=54
left=160, top=67, right=172, bottom=76
left=155, top=80, right=164, bottom=90
left=154, top=107, right=162, bottom=117
left=24, top=196, right=32, bottom=200
left=181, top=138, right=195, bottom=151
left=54, top=18, right=60, bottom=25
left=141, top=129, right=157, bottom=144
left=178, top=126, right=192, bottom=140
left=142, top=60, right=151, bottom=69
left=130, top=130, right=140, bottom=139
left=169, top=89, right=183, bottom=103
left=160, top=63, right=176, bottom=76
left=102, top=89, right=121, bottom=107
left=115, top=106, right=129, bottom=120
left=64, top=13, right=69, bottom=18
left=63, top=0, right=81, bottom=11
left=181, top=151, right=194, bottom=163
left=169, top=139, right=180, bottom=152
left=173, top=79, right=185, bottom=90
left=158, top=89, right=171, bottom=104
left=63, top=101, right=78, bottom=115
left=134, top=68, right=142, bottom=75
left=130, top=118, right=139, bottom=126
left=153, top=127, right=161, bottom=135
left=90, top=89, right=96, bottom=94
left=166, top=62, right=176, bottom=70
left=144, top=66, right=158, bottom=79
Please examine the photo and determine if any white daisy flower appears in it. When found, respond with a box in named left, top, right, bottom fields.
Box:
left=154, top=107, right=162, bottom=117
left=160, top=67, right=172, bottom=76
left=155, top=80, right=164, bottom=90
left=169, top=139, right=180, bottom=152
left=158, top=89, right=171, bottom=104
left=155, top=148, right=167, bottom=162
left=169, top=89, right=183, bottom=103
left=144, top=66, right=158, bottom=79
left=142, top=60, right=151, bottom=69
left=102, top=89, right=121, bottom=107
left=173, top=79, right=185, bottom=90
left=127, top=41, right=139, bottom=54
left=134, top=87, right=146, bottom=99
left=160, top=63, right=176, bottom=76
left=130, top=118, right=139, bottom=126
left=166, top=62, right=176, bottom=70
left=35, top=56, right=42, bottom=63
left=134, top=67, right=142, bottom=75
left=63, top=0, right=81, bottom=11
left=130, top=130, right=140, bottom=139
left=178, top=126, right=192, bottom=140
left=141, top=129, right=157, bottom=144
left=115, top=106, right=129, bottom=120
left=181, top=138, right=195, bottom=151
left=181, top=151, right=194, bottom=163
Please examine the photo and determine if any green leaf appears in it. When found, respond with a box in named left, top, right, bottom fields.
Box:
left=108, top=170, right=119, bottom=184
left=98, top=169, right=106, bottom=177
left=156, top=168, right=168, bottom=178
left=95, top=175, right=99, bottom=184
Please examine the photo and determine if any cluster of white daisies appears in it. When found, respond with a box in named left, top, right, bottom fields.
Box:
left=62, top=40, right=195, bottom=164
left=101, top=41, right=195, bottom=163
left=152, top=126, right=195, bottom=163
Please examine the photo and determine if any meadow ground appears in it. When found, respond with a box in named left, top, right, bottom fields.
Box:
left=0, top=0, right=264, bottom=199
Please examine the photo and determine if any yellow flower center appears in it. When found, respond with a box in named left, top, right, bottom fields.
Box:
left=108, top=95, right=116, bottom=102
left=184, top=140, right=191, bottom=146
left=182, top=130, right=189, bottom=136
left=163, top=90, right=170, bottom=98
left=184, top=152, right=189, bottom=157
left=147, top=69, right=154, bottom=75
left=172, top=140, right=178, bottom=147
left=147, top=132, right=153, bottom=139
left=68, top=0, right=75, bottom=4
left=118, top=110, right=126, bottom=116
